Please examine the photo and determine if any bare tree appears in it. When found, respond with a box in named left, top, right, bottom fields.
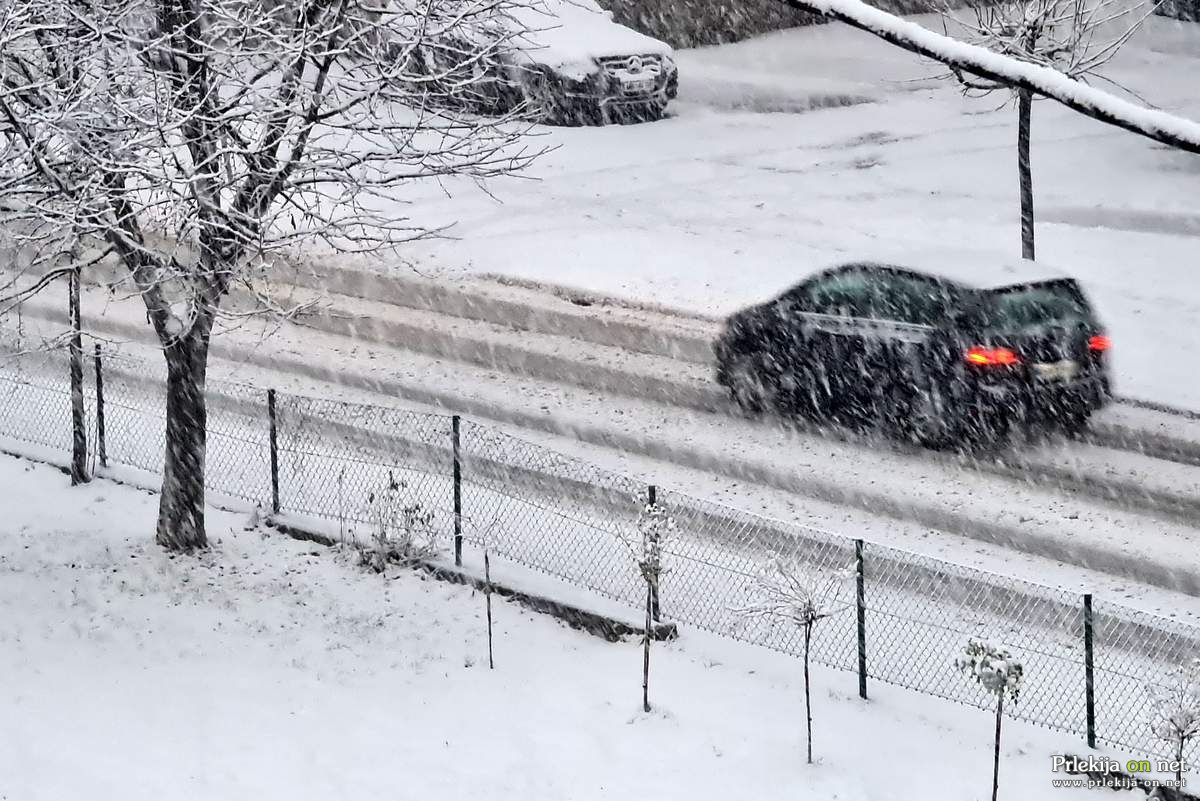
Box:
left=0, top=0, right=540, bottom=551
left=1148, top=658, right=1200, bottom=787
left=956, top=639, right=1024, bottom=801
left=738, top=557, right=851, bottom=764
left=938, top=0, right=1156, bottom=260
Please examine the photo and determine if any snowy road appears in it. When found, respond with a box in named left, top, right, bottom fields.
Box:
left=376, top=14, right=1200, bottom=409
left=12, top=263, right=1200, bottom=602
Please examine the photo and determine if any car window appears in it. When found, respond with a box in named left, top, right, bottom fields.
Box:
left=982, top=281, right=1095, bottom=330
left=867, top=273, right=958, bottom=326
left=801, top=272, right=873, bottom=317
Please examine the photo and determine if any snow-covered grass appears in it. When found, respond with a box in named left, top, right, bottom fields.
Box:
left=383, top=14, right=1200, bottom=409
left=0, top=452, right=1134, bottom=800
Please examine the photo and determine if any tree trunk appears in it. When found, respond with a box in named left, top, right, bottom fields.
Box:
left=1017, top=88, right=1035, bottom=261
left=1177, top=737, right=1184, bottom=786
left=804, top=622, right=813, bottom=765
left=68, top=265, right=88, bottom=485
left=992, top=693, right=1004, bottom=801
left=156, top=330, right=211, bottom=552
left=485, top=549, right=494, bottom=670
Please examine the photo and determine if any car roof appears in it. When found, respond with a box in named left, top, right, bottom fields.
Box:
left=805, top=259, right=1076, bottom=292
left=506, top=0, right=673, bottom=67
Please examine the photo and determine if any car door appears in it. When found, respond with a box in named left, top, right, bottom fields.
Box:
left=863, top=271, right=959, bottom=427
left=790, top=269, right=875, bottom=418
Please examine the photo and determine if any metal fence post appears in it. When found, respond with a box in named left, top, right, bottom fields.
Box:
left=856, top=538, right=868, bottom=700
left=1084, top=593, right=1096, bottom=748
left=267, top=389, right=280, bottom=515
left=453, top=415, right=462, bottom=567
left=93, top=343, right=107, bottom=469
left=647, top=484, right=660, bottom=622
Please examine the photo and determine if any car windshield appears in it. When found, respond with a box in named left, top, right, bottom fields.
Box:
left=980, top=281, right=1095, bottom=331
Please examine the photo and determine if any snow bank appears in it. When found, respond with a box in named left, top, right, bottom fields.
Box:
left=1, top=452, right=1130, bottom=800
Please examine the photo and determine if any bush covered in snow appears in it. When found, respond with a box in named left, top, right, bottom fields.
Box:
left=956, top=639, right=1024, bottom=702
left=956, top=639, right=1024, bottom=801
left=359, top=472, right=438, bottom=573
left=1148, top=658, right=1200, bottom=785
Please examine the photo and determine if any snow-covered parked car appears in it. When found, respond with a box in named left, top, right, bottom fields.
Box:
left=408, top=0, right=679, bottom=124
left=506, top=0, right=679, bottom=123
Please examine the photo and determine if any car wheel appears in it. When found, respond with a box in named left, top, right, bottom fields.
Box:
left=1058, top=406, right=1093, bottom=438
left=903, top=381, right=959, bottom=448
left=641, top=101, right=668, bottom=122
left=520, top=68, right=563, bottom=124
left=605, top=101, right=667, bottom=125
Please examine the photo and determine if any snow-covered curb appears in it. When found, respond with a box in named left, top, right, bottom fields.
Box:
left=0, top=433, right=681, bottom=643
left=267, top=512, right=679, bottom=643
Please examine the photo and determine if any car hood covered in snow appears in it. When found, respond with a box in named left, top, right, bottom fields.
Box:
left=503, top=0, right=673, bottom=70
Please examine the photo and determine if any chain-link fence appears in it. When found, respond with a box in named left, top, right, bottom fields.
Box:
left=1, top=329, right=1197, bottom=773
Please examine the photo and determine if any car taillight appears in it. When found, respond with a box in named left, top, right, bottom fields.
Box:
left=1088, top=334, right=1111, bottom=353
left=965, top=346, right=1021, bottom=367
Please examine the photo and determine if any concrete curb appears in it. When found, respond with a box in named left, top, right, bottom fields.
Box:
left=267, top=519, right=679, bottom=644
left=0, top=441, right=679, bottom=644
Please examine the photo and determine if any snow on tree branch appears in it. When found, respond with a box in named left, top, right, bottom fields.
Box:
left=618, top=501, right=678, bottom=584
left=956, top=639, right=1024, bottom=703
left=940, top=0, right=1157, bottom=86
left=737, top=556, right=852, bottom=764
left=0, top=0, right=545, bottom=336
left=1149, top=659, right=1200, bottom=745
left=0, top=0, right=546, bottom=550
left=1148, top=658, right=1200, bottom=783
left=738, top=557, right=853, bottom=630
left=781, top=0, right=1200, bottom=154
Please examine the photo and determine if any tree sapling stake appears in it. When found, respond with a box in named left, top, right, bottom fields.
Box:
left=619, top=501, right=677, bottom=713
left=738, top=557, right=852, bottom=764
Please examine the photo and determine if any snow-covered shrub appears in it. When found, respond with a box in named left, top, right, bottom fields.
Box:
left=955, top=639, right=1024, bottom=801
left=738, top=558, right=853, bottom=764
left=1148, top=658, right=1200, bottom=785
left=359, top=472, right=438, bottom=573
left=956, top=639, right=1024, bottom=703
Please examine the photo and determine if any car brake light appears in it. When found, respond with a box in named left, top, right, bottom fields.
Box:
left=965, top=346, right=1021, bottom=367
left=1088, top=334, right=1111, bottom=352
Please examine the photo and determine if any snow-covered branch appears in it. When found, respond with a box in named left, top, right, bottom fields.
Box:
left=781, top=0, right=1200, bottom=154
left=1148, top=658, right=1200, bottom=784
left=0, top=0, right=545, bottom=550
left=0, top=0, right=545, bottom=337
left=737, top=557, right=852, bottom=630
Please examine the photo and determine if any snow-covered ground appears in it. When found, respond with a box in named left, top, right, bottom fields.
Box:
left=0, top=453, right=1139, bottom=800
left=385, top=15, right=1200, bottom=409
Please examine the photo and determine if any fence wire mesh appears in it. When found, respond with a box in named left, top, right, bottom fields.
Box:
left=0, top=330, right=1197, bottom=771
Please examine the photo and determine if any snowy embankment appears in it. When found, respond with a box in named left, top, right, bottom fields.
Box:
left=0, top=453, right=1127, bottom=800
